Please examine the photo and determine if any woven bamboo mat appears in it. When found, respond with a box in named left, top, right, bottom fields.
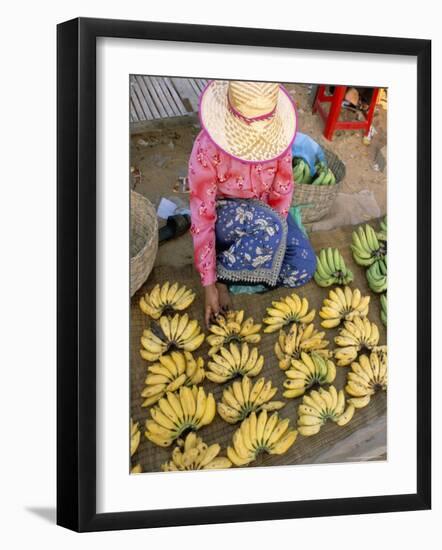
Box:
left=130, top=223, right=387, bottom=473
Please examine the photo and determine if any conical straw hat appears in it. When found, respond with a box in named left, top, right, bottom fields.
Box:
left=199, top=80, right=297, bottom=163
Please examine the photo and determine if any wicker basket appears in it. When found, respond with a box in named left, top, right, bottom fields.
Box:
left=292, top=149, right=346, bottom=223
left=131, top=190, right=158, bottom=297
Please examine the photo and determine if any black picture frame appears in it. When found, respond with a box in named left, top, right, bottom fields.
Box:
left=57, top=17, right=431, bottom=532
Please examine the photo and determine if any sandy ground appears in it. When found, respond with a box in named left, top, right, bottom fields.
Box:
left=130, top=83, right=387, bottom=270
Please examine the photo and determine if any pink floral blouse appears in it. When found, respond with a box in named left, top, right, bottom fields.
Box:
left=188, top=130, right=294, bottom=287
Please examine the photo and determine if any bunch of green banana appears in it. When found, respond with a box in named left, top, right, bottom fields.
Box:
left=380, top=293, right=387, bottom=326
left=275, top=323, right=329, bottom=370
left=161, top=432, right=232, bottom=471
left=351, top=224, right=387, bottom=266
left=314, top=247, right=354, bottom=287
left=296, top=386, right=355, bottom=436
left=366, top=257, right=387, bottom=293
left=217, top=376, right=285, bottom=424
left=263, top=293, right=315, bottom=333
left=292, top=158, right=312, bottom=184
left=140, top=313, right=205, bottom=362
left=377, top=216, right=387, bottom=242
left=319, top=286, right=370, bottom=328
left=227, top=410, right=298, bottom=466
left=345, top=350, right=387, bottom=409
left=145, top=386, right=216, bottom=447
left=334, top=317, right=381, bottom=366
left=141, top=351, right=205, bottom=407
left=312, top=166, right=336, bottom=186
left=207, top=310, right=261, bottom=356
left=206, top=342, right=264, bottom=383
left=139, top=282, right=195, bottom=319
left=130, top=417, right=141, bottom=457
left=283, top=351, right=336, bottom=399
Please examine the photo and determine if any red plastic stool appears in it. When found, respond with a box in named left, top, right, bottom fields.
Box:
left=312, top=85, right=380, bottom=141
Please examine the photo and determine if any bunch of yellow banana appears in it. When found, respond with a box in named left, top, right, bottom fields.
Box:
left=206, top=342, right=264, bottom=383
left=351, top=224, right=387, bottom=267
left=141, top=351, right=205, bottom=407
left=130, top=417, right=141, bottom=457
left=334, top=317, right=381, bottom=366
left=297, top=386, right=355, bottom=436
left=140, top=313, right=205, bottom=362
left=319, top=286, right=370, bottom=328
left=217, top=376, right=285, bottom=424
left=145, top=386, right=216, bottom=447
left=227, top=410, right=298, bottom=466
left=207, top=310, right=261, bottom=356
left=139, top=282, right=195, bottom=319
left=345, top=350, right=387, bottom=409
left=275, top=323, right=329, bottom=370
left=263, top=293, right=315, bottom=333
left=161, top=432, right=232, bottom=472
left=283, top=351, right=336, bottom=399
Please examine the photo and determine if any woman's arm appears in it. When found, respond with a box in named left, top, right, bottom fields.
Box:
left=188, top=132, right=219, bottom=287
left=267, top=150, right=294, bottom=217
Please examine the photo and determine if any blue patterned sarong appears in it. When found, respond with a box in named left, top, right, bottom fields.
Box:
left=215, top=199, right=316, bottom=288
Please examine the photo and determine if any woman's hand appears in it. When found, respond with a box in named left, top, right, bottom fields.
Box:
left=204, top=284, right=221, bottom=328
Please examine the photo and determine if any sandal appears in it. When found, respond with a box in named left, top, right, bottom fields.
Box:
left=159, top=214, right=191, bottom=244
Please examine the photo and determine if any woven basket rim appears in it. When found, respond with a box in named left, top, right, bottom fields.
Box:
left=131, top=191, right=157, bottom=263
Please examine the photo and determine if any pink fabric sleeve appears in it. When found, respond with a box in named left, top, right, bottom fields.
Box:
left=188, top=133, right=219, bottom=287
left=267, top=150, right=294, bottom=218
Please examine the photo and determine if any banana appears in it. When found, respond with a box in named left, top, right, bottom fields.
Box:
left=145, top=386, right=215, bottom=447
left=314, top=247, right=354, bottom=287
left=351, top=224, right=387, bottom=266
left=139, top=282, right=196, bottom=319
left=130, top=418, right=141, bottom=457
left=297, top=385, right=355, bottom=435
left=283, top=352, right=336, bottom=399
left=366, top=258, right=387, bottom=293
left=207, top=342, right=264, bottom=383
left=227, top=411, right=297, bottom=466
left=140, top=314, right=204, bottom=362
left=345, top=350, right=387, bottom=408
left=141, top=350, right=205, bottom=407
left=162, top=433, right=231, bottom=471
left=263, top=293, right=316, bottom=333
left=319, top=286, right=370, bottom=328
left=207, top=310, right=262, bottom=355
left=333, top=318, right=381, bottom=366
left=275, top=323, right=329, bottom=370
left=380, top=293, right=387, bottom=326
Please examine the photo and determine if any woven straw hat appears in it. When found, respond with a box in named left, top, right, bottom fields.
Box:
left=199, top=80, right=297, bottom=163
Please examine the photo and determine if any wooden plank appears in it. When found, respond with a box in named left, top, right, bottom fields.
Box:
left=130, top=83, right=149, bottom=121
left=129, top=99, right=138, bottom=123
left=131, top=78, right=153, bottom=120
left=135, top=75, right=161, bottom=119
left=195, top=79, right=208, bottom=92
left=141, top=76, right=168, bottom=119
left=170, top=78, right=200, bottom=111
left=189, top=78, right=201, bottom=97
left=148, top=76, right=175, bottom=117
left=155, top=76, right=182, bottom=117
left=163, top=78, right=188, bottom=116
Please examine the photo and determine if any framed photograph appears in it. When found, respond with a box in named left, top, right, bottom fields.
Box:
left=57, top=17, right=431, bottom=532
